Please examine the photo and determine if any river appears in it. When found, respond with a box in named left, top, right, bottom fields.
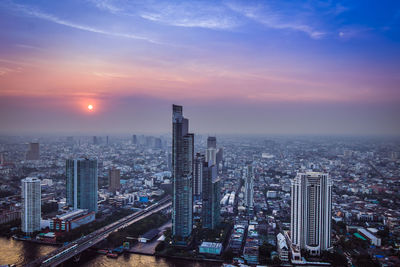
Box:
left=0, top=237, right=222, bottom=267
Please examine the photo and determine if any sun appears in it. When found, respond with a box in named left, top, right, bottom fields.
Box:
left=88, top=104, right=94, bottom=111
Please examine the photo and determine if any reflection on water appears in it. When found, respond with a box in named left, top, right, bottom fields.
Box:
left=72, top=252, right=221, bottom=267
left=0, top=238, right=221, bottom=267
left=0, top=237, right=57, bottom=266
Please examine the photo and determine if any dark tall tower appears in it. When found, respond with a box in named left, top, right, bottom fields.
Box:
left=26, top=142, right=39, bottom=160
left=201, top=162, right=220, bottom=229
left=66, top=157, right=98, bottom=213
left=194, top=153, right=205, bottom=201
left=108, top=167, right=120, bottom=194
left=132, top=134, right=137, bottom=145
left=172, top=105, right=194, bottom=242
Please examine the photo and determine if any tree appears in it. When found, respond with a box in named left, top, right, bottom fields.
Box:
left=321, top=251, right=348, bottom=266
left=222, top=248, right=234, bottom=261
left=155, top=241, right=166, bottom=252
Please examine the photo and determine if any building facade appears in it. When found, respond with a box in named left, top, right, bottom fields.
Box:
left=50, top=209, right=95, bottom=232
left=26, top=142, right=39, bottom=160
left=207, top=136, right=216, bottom=149
left=201, top=163, right=220, bottom=229
left=66, top=157, right=98, bottom=213
left=193, top=153, right=205, bottom=200
left=108, top=167, right=120, bottom=193
left=172, top=105, right=194, bottom=241
left=21, top=177, right=41, bottom=233
left=290, top=171, right=332, bottom=256
left=244, top=164, right=254, bottom=211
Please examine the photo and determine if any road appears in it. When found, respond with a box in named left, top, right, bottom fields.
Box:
left=25, top=196, right=172, bottom=267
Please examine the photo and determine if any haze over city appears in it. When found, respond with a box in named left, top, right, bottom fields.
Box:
left=1, top=0, right=399, bottom=135
left=1, top=1, right=400, bottom=267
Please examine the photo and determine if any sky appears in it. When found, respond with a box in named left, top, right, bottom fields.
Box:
left=0, top=0, right=399, bottom=135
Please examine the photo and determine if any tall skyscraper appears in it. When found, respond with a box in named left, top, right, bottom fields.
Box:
left=206, top=147, right=217, bottom=166
left=207, top=136, right=216, bottom=149
left=194, top=153, right=205, bottom=201
left=244, top=164, right=254, bottom=211
left=216, top=147, right=223, bottom=167
left=21, top=177, right=41, bottom=233
left=132, top=134, right=137, bottom=145
left=66, top=157, right=98, bottom=213
left=26, top=142, right=39, bottom=160
left=290, top=172, right=332, bottom=256
left=201, top=162, right=220, bottom=229
left=108, top=167, right=120, bottom=193
left=167, top=151, right=172, bottom=171
left=172, top=105, right=194, bottom=242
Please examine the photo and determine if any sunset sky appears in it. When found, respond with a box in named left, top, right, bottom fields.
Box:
left=0, top=0, right=399, bottom=135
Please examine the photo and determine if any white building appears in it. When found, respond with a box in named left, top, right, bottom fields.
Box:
left=290, top=172, right=332, bottom=256
left=244, top=165, right=254, bottom=210
left=358, top=228, right=381, bottom=246
left=144, top=178, right=154, bottom=187
left=21, top=177, right=41, bottom=233
left=267, top=190, right=277, bottom=198
left=277, top=233, right=289, bottom=262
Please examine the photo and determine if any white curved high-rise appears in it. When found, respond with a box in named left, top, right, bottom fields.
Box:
left=290, top=172, right=332, bottom=256
left=21, top=177, right=41, bottom=234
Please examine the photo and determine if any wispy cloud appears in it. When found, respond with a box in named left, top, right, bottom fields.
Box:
left=138, top=2, right=238, bottom=30
left=87, top=0, right=121, bottom=14
left=338, top=26, right=373, bottom=39
left=0, top=66, right=22, bottom=76
left=225, top=1, right=326, bottom=39
left=87, top=0, right=329, bottom=37
left=15, top=44, right=43, bottom=51
left=92, top=71, right=131, bottom=78
left=87, top=0, right=239, bottom=30
left=11, top=3, right=162, bottom=44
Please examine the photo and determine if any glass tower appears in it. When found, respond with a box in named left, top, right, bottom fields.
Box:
left=172, top=105, right=194, bottom=242
left=201, top=162, right=220, bottom=229
left=66, top=157, right=98, bottom=213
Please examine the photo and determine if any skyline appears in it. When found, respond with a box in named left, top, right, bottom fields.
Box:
left=0, top=0, right=400, bottom=135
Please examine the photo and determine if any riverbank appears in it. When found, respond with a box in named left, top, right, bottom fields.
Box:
left=12, top=235, right=62, bottom=246
left=0, top=237, right=222, bottom=267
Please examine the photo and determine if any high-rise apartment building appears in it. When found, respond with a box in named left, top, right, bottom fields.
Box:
left=194, top=153, right=205, bottom=200
left=290, top=172, right=332, bottom=256
left=172, top=105, right=194, bottom=242
left=201, top=162, right=220, bottom=229
left=66, top=157, right=98, bottom=213
left=244, top=164, right=254, bottom=210
left=21, top=177, right=41, bottom=233
left=108, top=167, right=120, bottom=193
left=26, top=142, right=40, bottom=160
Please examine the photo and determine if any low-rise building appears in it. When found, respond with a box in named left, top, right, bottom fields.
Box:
left=358, top=227, right=381, bottom=246
left=50, top=209, right=95, bottom=232
left=199, top=242, right=222, bottom=255
left=277, top=233, right=289, bottom=262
